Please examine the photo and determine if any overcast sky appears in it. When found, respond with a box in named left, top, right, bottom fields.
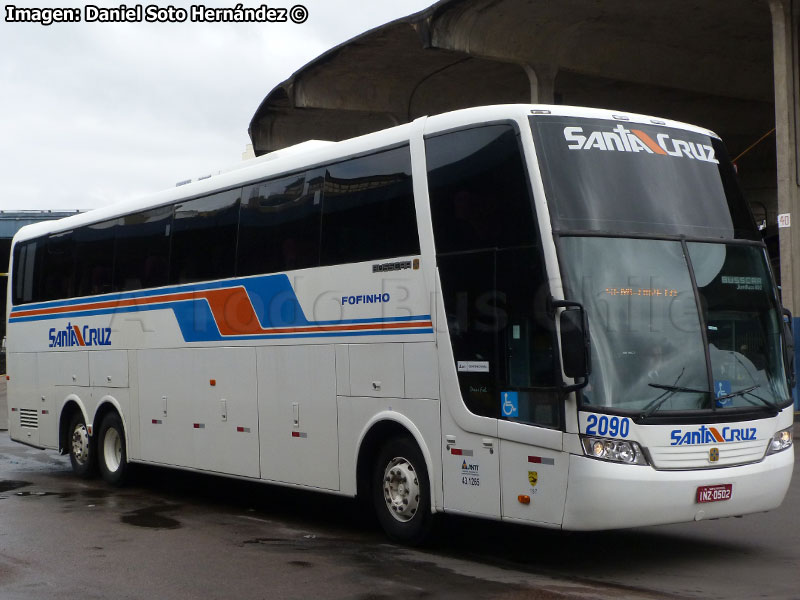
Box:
left=0, top=0, right=436, bottom=211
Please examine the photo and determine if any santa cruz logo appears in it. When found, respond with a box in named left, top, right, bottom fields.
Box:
left=49, top=323, right=112, bottom=348
left=670, top=425, right=757, bottom=446
left=564, top=125, right=719, bottom=163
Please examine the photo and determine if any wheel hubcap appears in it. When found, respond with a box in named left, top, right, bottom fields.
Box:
left=382, top=456, right=421, bottom=523
left=103, top=428, right=122, bottom=473
left=71, top=424, right=90, bottom=465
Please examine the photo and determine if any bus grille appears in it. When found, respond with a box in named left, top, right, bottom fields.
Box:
left=648, top=440, right=767, bottom=470
left=19, top=408, right=39, bottom=429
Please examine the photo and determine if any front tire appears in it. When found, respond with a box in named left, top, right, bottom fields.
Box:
left=97, top=412, right=129, bottom=486
left=68, top=412, right=96, bottom=478
left=372, top=436, right=434, bottom=545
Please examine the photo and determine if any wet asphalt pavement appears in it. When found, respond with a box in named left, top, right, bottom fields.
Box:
left=0, top=428, right=798, bottom=599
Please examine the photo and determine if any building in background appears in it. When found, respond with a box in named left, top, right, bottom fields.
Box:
left=0, top=210, right=81, bottom=372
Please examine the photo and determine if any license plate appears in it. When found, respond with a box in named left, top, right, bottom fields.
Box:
left=696, top=484, right=732, bottom=503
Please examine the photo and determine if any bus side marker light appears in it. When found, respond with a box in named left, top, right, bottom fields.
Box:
left=152, top=419, right=162, bottom=424
left=450, top=448, right=474, bottom=456
left=210, top=379, right=216, bottom=386
left=236, top=427, right=251, bottom=433
left=193, top=423, right=205, bottom=429
left=291, top=431, right=308, bottom=438
left=518, top=495, right=530, bottom=504
left=5, top=375, right=9, bottom=380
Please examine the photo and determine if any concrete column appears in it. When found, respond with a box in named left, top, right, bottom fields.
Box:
left=523, top=64, right=558, bottom=104
left=768, top=0, right=800, bottom=407
left=769, top=0, right=800, bottom=311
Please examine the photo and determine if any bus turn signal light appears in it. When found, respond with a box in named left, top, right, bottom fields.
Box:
left=518, top=495, right=530, bottom=505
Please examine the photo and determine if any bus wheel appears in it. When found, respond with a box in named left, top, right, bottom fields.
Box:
left=98, top=412, right=128, bottom=486
left=372, top=437, right=433, bottom=545
left=68, top=412, right=96, bottom=478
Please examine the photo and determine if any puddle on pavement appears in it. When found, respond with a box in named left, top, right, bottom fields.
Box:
left=15, top=491, right=59, bottom=498
left=0, top=480, right=31, bottom=493
left=241, top=535, right=530, bottom=599
left=121, top=505, right=182, bottom=529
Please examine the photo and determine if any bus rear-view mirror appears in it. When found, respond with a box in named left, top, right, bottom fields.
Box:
left=559, top=306, right=591, bottom=383
left=782, top=307, right=795, bottom=389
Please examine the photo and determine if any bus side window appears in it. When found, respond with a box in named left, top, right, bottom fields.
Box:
left=12, top=241, right=37, bottom=305
left=170, top=190, right=240, bottom=284
left=319, top=146, right=419, bottom=266
left=114, top=206, right=172, bottom=292
left=426, top=123, right=559, bottom=427
left=74, top=221, right=115, bottom=297
left=43, top=231, right=76, bottom=301
left=237, top=171, right=321, bottom=277
left=426, top=124, right=536, bottom=255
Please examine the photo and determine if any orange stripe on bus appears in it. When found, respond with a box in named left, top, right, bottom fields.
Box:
left=12, top=291, right=198, bottom=318
left=12, top=286, right=432, bottom=337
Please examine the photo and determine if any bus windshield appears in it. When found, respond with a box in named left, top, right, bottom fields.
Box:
left=559, top=237, right=790, bottom=414
left=530, top=115, right=790, bottom=415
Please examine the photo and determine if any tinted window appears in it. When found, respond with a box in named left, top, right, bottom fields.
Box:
left=529, top=116, right=758, bottom=239
left=238, top=171, right=322, bottom=276
left=114, top=206, right=172, bottom=291
left=41, top=231, right=76, bottom=301
left=74, top=221, right=115, bottom=297
left=170, top=190, right=240, bottom=284
left=428, top=126, right=558, bottom=426
left=426, top=124, right=536, bottom=254
left=12, top=241, right=38, bottom=305
left=437, top=246, right=559, bottom=426
left=320, top=146, right=419, bottom=266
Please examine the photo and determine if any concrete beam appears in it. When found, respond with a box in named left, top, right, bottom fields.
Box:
left=429, top=0, right=773, bottom=102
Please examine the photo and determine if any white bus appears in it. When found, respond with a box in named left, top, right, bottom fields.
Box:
left=6, top=105, right=795, bottom=543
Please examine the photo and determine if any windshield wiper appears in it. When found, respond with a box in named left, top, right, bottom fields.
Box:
left=640, top=384, right=708, bottom=420
left=639, top=368, right=703, bottom=419
left=648, top=383, right=708, bottom=394
left=716, top=384, right=778, bottom=410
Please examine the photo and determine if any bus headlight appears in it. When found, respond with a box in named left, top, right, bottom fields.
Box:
left=767, top=426, right=793, bottom=455
left=581, top=437, right=649, bottom=465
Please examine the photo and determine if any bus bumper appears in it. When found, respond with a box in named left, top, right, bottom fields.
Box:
left=562, top=448, right=794, bottom=530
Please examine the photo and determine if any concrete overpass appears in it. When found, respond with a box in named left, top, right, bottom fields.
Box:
left=248, top=0, right=799, bottom=317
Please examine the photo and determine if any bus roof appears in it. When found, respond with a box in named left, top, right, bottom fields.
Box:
left=12, top=104, right=718, bottom=244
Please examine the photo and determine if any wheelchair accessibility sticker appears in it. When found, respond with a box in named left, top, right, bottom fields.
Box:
left=714, top=380, right=732, bottom=407
left=501, top=391, right=519, bottom=418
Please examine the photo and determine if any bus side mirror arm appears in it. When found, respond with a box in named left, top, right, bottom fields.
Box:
left=551, top=299, right=591, bottom=392
left=782, top=307, right=796, bottom=390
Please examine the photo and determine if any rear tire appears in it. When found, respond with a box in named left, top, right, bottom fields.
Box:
left=97, top=412, right=129, bottom=486
left=372, top=436, right=434, bottom=545
left=68, top=412, right=96, bottom=478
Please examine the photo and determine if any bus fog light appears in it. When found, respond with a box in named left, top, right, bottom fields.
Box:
left=581, top=436, right=648, bottom=465
left=767, top=426, right=793, bottom=455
